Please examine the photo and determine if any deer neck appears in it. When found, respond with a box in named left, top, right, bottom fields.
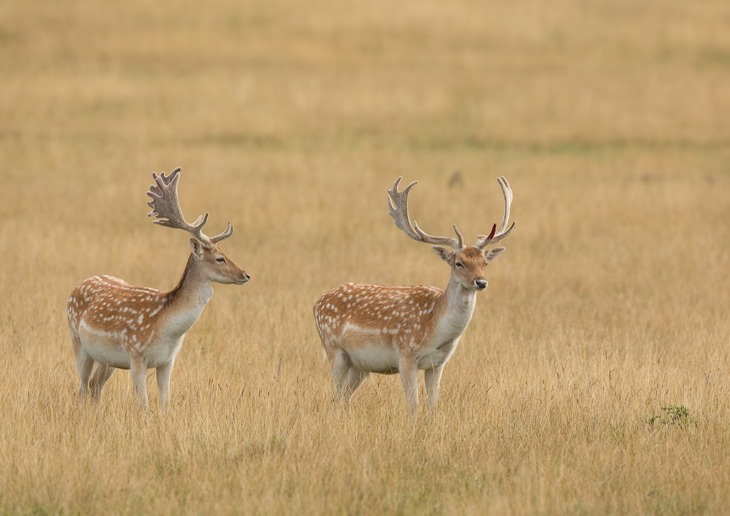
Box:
left=433, top=274, right=478, bottom=342
left=163, top=254, right=214, bottom=335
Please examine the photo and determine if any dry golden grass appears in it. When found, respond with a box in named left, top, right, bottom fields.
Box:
left=1, top=0, right=730, bottom=513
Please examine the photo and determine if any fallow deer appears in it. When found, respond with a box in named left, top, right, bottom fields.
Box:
left=314, top=176, right=514, bottom=412
left=67, top=168, right=250, bottom=408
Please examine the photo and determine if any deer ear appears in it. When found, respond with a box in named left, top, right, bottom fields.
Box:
left=432, top=246, right=452, bottom=263
left=189, top=238, right=204, bottom=258
left=485, top=247, right=505, bottom=263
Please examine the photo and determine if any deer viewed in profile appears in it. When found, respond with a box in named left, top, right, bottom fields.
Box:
left=314, top=176, right=515, bottom=412
left=66, top=168, right=250, bottom=408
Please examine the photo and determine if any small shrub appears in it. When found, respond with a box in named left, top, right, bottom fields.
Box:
left=646, top=404, right=695, bottom=430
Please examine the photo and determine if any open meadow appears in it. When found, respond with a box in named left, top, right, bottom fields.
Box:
left=1, top=0, right=730, bottom=513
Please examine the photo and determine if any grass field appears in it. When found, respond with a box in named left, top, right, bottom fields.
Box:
left=2, top=0, right=730, bottom=513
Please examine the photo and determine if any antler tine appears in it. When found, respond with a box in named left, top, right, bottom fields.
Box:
left=388, top=177, right=463, bottom=250
left=388, top=177, right=420, bottom=240
left=209, top=222, right=234, bottom=244
left=475, top=176, right=516, bottom=249
left=146, top=167, right=212, bottom=245
left=495, top=176, right=513, bottom=235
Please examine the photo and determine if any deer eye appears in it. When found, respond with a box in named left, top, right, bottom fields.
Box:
left=216, top=257, right=226, bottom=264
left=455, top=261, right=464, bottom=268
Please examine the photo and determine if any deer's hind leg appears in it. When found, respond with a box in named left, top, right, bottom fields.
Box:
left=344, top=367, right=369, bottom=398
left=89, top=364, right=116, bottom=401
left=327, top=347, right=368, bottom=401
left=72, top=335, right=94, bottom=403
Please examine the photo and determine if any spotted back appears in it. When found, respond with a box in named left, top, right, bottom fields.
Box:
left=314, top=282, right=444, bottom=344
left=67, top=275, right=166, bottom=352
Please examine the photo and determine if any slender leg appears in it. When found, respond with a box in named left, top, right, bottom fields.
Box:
left=89, top=364, right=116, bottom=401
left=156, top=359, right=175, bottom=409
left=327, top=347, right=370, bottom=403
left=329, top=348, right=352, bottom=401
left=344, top=367, right=369, bottom=398
left=130, top=356, right=148, bottom=409
left=424, top=364, right=444, bottom=409
left=399, top=356, right=419, bottom=413
left=73, top=336, right=94, bottom=403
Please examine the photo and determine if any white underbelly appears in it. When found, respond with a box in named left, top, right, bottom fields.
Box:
left=84, top=343, right=132, bottom=369
left=348, top=345, right=400, bottom=374
left=79, top=323, right=183, bottom=369
left=78, top=324, right=133, bottom=368
left=345, top=340, right=459, bottom=374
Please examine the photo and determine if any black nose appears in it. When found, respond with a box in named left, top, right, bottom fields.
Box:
left=475, top=279, right=487, bottom=290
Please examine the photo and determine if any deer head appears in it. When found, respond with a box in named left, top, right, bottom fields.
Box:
left=387, top=175, right=515, bottom=291
left=146, top=168, right=250, bottom=285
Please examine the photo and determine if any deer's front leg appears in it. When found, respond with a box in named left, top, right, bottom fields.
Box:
left=130, top=356, right=149, bottom=409
left=156, top=359, right=175, bottom=408
left=424, top=364, right=444, bottom=409
left=399, top=355, right=419, bottom=413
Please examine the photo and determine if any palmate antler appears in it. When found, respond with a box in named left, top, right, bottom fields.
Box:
left=388, top=177, right=464, bottom=250
left=146, top=168, right=234, bottom=246
left=388, top=175, right=514, bottom=251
